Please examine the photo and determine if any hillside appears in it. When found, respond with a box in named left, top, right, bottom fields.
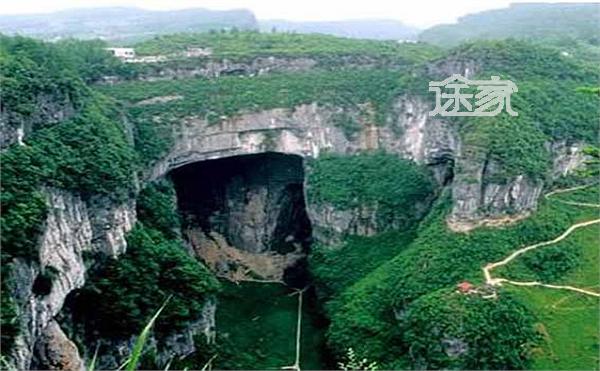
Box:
left=419, top=3, right=600, bottom=61
left=259, top=19, right=418, bottom=40
left=1, top=31, right=598, bottom=371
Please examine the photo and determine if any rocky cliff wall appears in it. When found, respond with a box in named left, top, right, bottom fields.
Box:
left=7, top=188, right=135, bottom=370
left=148, top=98, right=456, bottom=243
left=0, top=93, right=77, bottom=150
left=150, top=97, right=586, bottom=236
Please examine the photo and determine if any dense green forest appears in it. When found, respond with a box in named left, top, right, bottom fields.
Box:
left=0, top=27, right=598, bottom=371
left=133, top=30, right=439, bottom=60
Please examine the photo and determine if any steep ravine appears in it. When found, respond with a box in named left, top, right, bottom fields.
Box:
left=3, top=72, right=589, bottom=370
left=7, top=100, right=587, bottom=369
left=170, top=152, right=327, bottom=369
left=172, top=152, right=312, bottom=285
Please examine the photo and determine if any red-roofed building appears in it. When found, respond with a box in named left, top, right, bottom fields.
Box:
left=457, top=281, right=475, bottom=293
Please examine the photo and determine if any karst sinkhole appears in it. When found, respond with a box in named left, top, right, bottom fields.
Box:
left=170, top=152, right=329, bottom=369
left=169, top=152, right=313, bottom=288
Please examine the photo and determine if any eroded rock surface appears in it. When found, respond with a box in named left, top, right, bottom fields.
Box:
left=8, top=188, right=135, bottom=370
left=32, top=320, right=84, bottom=371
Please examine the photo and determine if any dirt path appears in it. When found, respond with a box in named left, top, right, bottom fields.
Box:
left=282, top=289, right=305, bottom=371
left=483, top=184, right=600, bottom=297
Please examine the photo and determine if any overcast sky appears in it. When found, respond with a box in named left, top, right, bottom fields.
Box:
left=0, top=0, right=597, bottom=28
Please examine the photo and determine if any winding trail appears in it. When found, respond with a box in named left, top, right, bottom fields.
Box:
left=483, top=184, right=600, bottom=298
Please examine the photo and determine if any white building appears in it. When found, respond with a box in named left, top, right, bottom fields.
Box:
left=184, top=47, right=213, bottom=57
left=105, top=47, right=136, bottom=60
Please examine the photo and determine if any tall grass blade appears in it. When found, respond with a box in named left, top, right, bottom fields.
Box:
left=126, top=296, right=172, bottom=371
left=88, top=345, right=99, bottom=371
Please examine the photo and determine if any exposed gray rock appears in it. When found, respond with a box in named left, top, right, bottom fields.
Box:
left=157, top=298, right=217, bottom=366
left=101, top=57, right=319, bottom=84
left=144, top=93, right=590, bottom=237
left=448, top=153, right=544, bottom=231
left=100, top=54, right=408, bottom=84
left=449, top=137, right=589, bottom=231
left=0, top=93, right=76, bottom=150
left=8, top=188, right=135, bottom=370
left=550, top=140, right=587, bottom=178
left=172, top=152, right=310, bottom=255
left=88, top=195, right=136, bottom=257
left=148, top=98, right=454, bottom=243
left=149, top=98, right=456, bottom=179
left=426, top=57, right=481, bottom=80
left=149, top=99, right=451, bottom=244
left=307, top=198, right=432, bottom=246
left=442, top=337, right=469, bottom=358
left=307, top=204, right=379, bottom=246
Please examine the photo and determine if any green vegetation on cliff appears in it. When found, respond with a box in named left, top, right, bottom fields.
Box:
left=1, top=102, right=136, bottom=260
left=436, top=40, right=599, bottom=180
left=1, top=30, right=598, bottom=370
left=71, top=224, right=219, bottom=338
left=102, top=39, right=598, bottom=183
left=0, top=36, right=138, bottom=359
left=69, top=180, right=219, bottom=339
left=0, top=36, right=88, bottom=122
left=306, top=152, right=434, bottom=227
left=100, top=69, right=409, bottom=166
left=1, top=36, right=137, bottom=262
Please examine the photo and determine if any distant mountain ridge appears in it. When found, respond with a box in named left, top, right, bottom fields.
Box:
left=419, top=2, right=600, bottom=47
left=260, top=19, right=419, bottom=40
left=0, top=7, right=258, bottom=42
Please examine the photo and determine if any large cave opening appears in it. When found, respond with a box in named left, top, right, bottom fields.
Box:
left=170, top=152, right=313, bottom=287
left=170, top=153, right=328, bottom=369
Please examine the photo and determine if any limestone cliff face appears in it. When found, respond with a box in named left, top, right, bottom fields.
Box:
left=172, top=153, right=310, bottom=255
left=448, top=154, right=544, bottom=231
left=0, top=93, right=77, bottom=150
left=7, top=188, right=135, bottom=370
left=150, top=98, right=456, bottom=243
left=126, top=57, right=318, bottom=82
left=423, top=58, right=590, bottom=231
left=447, top=140, right=587, bottom=232
left=149, top=99, right=456, bottom=180
left=150, top=95, right=588, bottom=237
left=101, top=54, right=405, bottom=84
left=550, top=140, right=587, bottom=178
left=31, top=320, right=84, bottom=371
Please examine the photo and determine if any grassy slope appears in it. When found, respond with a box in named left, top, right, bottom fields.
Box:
left=214, top=282, right=327, bottom=370
left=502, top=190, right=599, bottom=370
left=322, top=183, right=599, bottom=368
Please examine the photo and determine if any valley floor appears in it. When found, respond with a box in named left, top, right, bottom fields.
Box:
left=212, top=282, right=328, bottom=370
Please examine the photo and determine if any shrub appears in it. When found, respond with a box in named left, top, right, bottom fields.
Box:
left=398, top=288, right=539, bottom=370
left=70, top=225, right=220, bottom=338
left=136, top=180, right=181, bottom=239
left=306, top=152, right=435, bottom=227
